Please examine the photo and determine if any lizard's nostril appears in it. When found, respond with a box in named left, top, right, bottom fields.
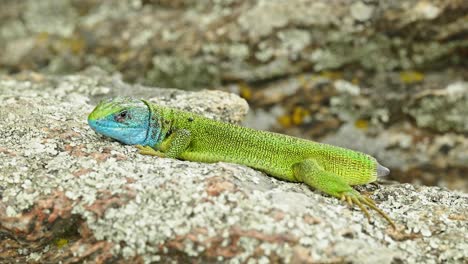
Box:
left=377, top=163, right=390, bottom=177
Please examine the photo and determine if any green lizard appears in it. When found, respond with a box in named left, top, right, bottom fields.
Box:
left=88, top=97, right=395, bottom=228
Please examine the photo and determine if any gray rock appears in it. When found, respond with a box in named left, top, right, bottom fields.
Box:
left=0, top=70, right=467, bottom=263
left=0, top=0, right=466, bottom=88
left=404, top=81, right=468, bottom=133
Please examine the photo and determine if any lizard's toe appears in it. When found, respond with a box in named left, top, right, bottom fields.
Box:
left=340, top=190, right=395, bottom=229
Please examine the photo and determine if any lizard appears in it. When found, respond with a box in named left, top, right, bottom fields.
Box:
left=88, top=97, right=396, bottom=228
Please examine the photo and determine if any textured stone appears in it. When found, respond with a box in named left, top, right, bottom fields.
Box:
left=404, top=81, right=468, bottom=133
left=0, top=70, right=467, bottom=263
left=0, top=0, right=466, bottom=88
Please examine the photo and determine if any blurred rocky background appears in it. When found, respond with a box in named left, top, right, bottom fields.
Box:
left=1, top=1, right=467, bottom=187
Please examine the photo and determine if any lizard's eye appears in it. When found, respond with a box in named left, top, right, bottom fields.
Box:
left=115, top=110, right=129, bottom=122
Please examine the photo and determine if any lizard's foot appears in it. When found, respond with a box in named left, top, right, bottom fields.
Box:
left=136, top=145, right=166, bottom=157
left=340, top=190, right=396, bottom=229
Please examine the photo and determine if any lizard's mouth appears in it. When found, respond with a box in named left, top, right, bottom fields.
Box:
left=89, top=119, right=141, bottom=129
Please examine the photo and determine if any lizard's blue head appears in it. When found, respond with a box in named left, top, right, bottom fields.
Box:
left=88, top=97, right=153, bottom=145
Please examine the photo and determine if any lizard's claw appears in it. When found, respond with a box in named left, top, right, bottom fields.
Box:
left=136, top=145, right=166, bottom=157
left=340, top=191, right=396, bottom=229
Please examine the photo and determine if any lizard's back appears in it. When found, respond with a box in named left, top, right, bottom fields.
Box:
left=175, top=111, right=328, bottom=181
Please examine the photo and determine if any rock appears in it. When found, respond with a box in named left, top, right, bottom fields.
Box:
left=350, top=1, right=374, bottom=22
left=404, top=81, right=468, bottom=133
left=0, top=0, right=466, bottom=88
left=0, top=70, right=467, bottom=263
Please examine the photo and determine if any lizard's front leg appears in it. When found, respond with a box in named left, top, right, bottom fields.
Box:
left=136, top=129, right=192, bottom=159
left=293, top=159, right=396, bottom=229
left=136, top=145, right=165, bottom=157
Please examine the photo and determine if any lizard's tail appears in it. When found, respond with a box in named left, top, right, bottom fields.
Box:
left=376, top=163, right=390, bottom=177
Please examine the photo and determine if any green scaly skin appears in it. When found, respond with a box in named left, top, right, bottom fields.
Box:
left=88, top=97, right=396, bottom=228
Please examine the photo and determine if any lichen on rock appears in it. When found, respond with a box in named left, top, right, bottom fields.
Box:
left=404, top=81, right=468, bottom=133
left=0, top=69, right=467, bottom=263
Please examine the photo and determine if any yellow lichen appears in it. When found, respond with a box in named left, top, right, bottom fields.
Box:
left=239, top=83, right=253, bottom=100
left=354, top=119, right=369, bottom=130
left=298, top=74, right=309, bottom=87
left=118, top=51, right=132, bottom=64
left=320, top=71, right=343, bottom=80
left=400, top=71, right=424, bottom=84
left=278, top=107, right=310, bottom=128
left=278, top=115, right=292, bottom=128
left=35, top=32, right=49, bottom=43
left=292, top=106, right=309, bottom=126
left=55, top=238, right=69, bottom=249
left=60, top=36, right=85, bottom=54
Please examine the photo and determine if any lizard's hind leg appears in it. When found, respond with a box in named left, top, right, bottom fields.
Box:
left=293, top=159, right=396, bottom=229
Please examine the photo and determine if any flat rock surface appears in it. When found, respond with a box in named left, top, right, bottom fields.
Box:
left=1, top=70, right=467, bottom=263
left=0, top=0, right=466, bottom=192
